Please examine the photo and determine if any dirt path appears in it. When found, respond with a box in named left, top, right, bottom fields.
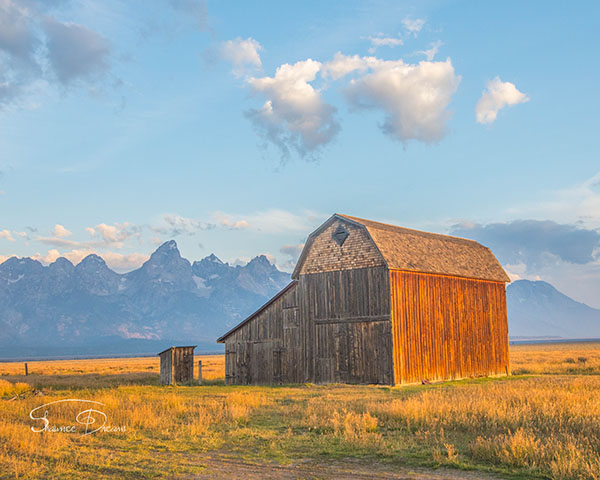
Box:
left=186, top=455, right=505, bottom=479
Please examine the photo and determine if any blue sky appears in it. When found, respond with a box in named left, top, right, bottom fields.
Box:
left=1, top=1, right=599, bottom=306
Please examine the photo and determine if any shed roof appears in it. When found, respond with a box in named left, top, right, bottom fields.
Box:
left=157, top=345, right=196, bottom=356
left=292, top=214, right=510, bottom=283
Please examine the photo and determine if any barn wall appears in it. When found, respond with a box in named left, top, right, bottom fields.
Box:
left=224, top=284, right=297, bottom=385
left=299, top=219, right=386, bottom=275
left=390, top=270, right=509, bottom=385
left=299, top=266, right=393, bottom=384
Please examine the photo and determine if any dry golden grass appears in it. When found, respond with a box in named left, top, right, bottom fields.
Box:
left=0, top=343, right=599, bottom=479
left=0, top=354, right=224, bottom=379
left=510, top=341, right=600, bottom=375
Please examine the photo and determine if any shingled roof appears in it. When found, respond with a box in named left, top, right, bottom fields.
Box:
left=292, top=214, right=510, bottom=283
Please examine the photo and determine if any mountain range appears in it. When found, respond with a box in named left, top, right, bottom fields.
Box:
left=1, top=242, right=599, bottom=358
left=506, top=279, right=600, bottom=339
left=0, top=241, right=290, bottom=357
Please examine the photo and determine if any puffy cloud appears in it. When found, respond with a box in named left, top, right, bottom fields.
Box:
left=450, top=220, right=600, bottom=269
left=0, top=0, right=39, bottom=105
left=220, top=37, right=262, bottom=76
left=42, top=16, right=111, bottom=85
left=213, top=212, right=250, bottom=229
left=38, top=222, right=139, bottom=249
left=245, top=59, right=340, bottom=158
left=0, top=229, right=15, bottom=241
left=325, top=53, right=461, bottom=145
left=402, top=17, right=425, bottom=36
left=321, top=52, right=378, bottom=80
left=53, top=224, right=71, bottom=237
left=91, top=222, right=138, bottom=245
left=0, top=0, right=38, bottom=70
left=0, top=1, right=114, bottom=107
left=31, top=248, right=149, bottom=272
left=475, top=77, right=529, bottom=124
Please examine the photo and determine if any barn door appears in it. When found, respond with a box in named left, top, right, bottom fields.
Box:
left=282, top=307, right=301, bottom=383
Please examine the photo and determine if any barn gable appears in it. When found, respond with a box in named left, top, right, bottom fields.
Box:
left=292, top=215, right=386, bottom=278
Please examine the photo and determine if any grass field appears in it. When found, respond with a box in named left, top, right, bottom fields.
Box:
left=1, top=343, right=599, bottom=479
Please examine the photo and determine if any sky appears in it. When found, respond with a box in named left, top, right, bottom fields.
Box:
left=1, top=0, right=599, bottom=307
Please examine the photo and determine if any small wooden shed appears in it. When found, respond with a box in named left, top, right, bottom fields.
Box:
left=158, top=346, right=196, bottom=385
left=217, top=213, right=510, bottom=386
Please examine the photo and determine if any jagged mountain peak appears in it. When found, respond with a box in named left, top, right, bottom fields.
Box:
left=156, top=240, right=179, bottom=253
left=0, top=256, right=45, bottom=275
left=206, top=253, right=224, bottom=264
left=77, top=254, right=109, bottom=270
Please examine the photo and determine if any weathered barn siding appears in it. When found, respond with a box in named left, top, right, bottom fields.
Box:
left=159, top=349, right=173, bottom=385
left=389, top=270, right=509, bottom=385
left=219, top=213, right=510, bottom=387
left=298, top=219, right=385, bottom=275
left=299, top=266, right=393, bottom=384
left=224, top=283, right=297, bottom=385
left=158, top=346, right=195, bottom=385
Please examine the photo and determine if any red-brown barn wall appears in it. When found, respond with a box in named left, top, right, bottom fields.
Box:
left=389, top=270, right=509, bottom=385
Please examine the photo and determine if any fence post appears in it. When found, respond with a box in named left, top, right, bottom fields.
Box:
left=198, top=360, right=202, bottom=385
left=24, top=363, right=28, bottom=376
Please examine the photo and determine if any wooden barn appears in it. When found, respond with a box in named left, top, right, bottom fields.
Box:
left=158, top=346, right=196, bottom=385
left=217, top=214, right=510, bottom=386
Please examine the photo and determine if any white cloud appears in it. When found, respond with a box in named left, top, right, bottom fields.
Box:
left=245, top=59, right=340, bottom=158
left=92, top=222, right=137, bottom=245
left=417, top=40, right=442, bottom=61
left=213, top=212, right=250, bottom=229
left=321, top=52, right=378, bottom=80
left=475, top=77, right=529, bottom=124
left=0, top=1, right=114, bottom=108
left=42, top=16, right=111, bottom=85
left=367, top=34, right=403, bottom=53
left=0, top=229, right=15, bottom=241
left=402, top=17, right=425, bottom=36
left=53, top=224, right=71, bottom=237
left=324, top=53, right=461, bottom=145
left=220, top=37, right=262, bottom=76
left=31, top=248, right=149, bottom=272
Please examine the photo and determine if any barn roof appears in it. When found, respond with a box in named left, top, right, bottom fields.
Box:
left=216, top=281, right=298, bottom=343
left=292, top=214, right=510, bottom=283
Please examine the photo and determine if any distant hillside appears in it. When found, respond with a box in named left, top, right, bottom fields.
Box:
left=507, top=279, right=600, bottom=339
left=0, top=241, right=291, bottom=357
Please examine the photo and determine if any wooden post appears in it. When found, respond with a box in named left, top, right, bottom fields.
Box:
left=198, top=360, right=202, bottom=385
left=24, top=363, right=28, bottom=376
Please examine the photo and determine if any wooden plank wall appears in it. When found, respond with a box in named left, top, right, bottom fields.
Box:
left=389, top=270, right=509, bottom=385
left=299, top=266, right=394, bottom=384
left=159, top=350, right=173, bottom=385
left=224, top=284, right=297, bottom=385
left=173, top=347, right=195, bottom=383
